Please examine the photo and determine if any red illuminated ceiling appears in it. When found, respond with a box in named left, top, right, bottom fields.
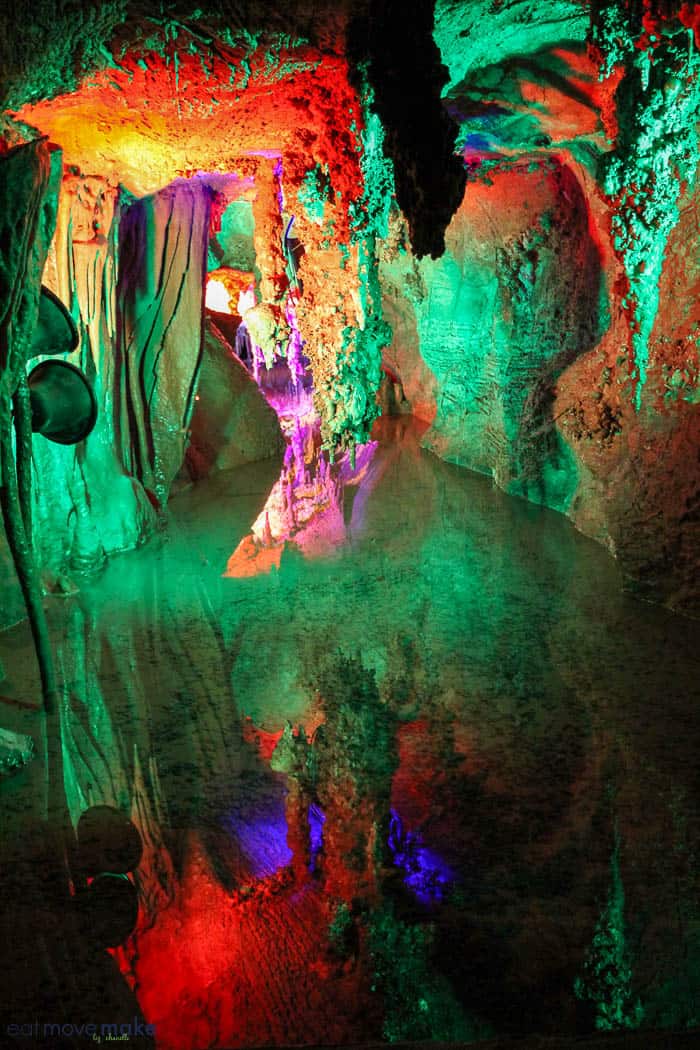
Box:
left=15, top=37, right=362, bottom=197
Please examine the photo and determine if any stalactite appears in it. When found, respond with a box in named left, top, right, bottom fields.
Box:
left=252, top=161, right=289, bottom=306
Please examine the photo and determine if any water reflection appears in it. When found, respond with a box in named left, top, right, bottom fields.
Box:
left=1, top=418, right=699, bottom=1047
left=224, top=357, right=380, bottom=576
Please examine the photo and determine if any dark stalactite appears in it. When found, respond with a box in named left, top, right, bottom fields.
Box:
left=347, top=0, right=466, bottom=258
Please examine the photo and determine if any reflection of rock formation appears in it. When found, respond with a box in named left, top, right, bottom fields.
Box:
left=270, top=651, right=401, bottom=903
left=0, top=726, right=35, bottom=776
left=312, top=653, right=398, bottom=906
left=225, top=402, right=380, bottom=576
left=2, top=414, right=700, bottom=1043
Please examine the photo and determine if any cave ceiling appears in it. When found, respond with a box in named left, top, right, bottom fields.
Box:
left=0, top=0, right=622, bottom=252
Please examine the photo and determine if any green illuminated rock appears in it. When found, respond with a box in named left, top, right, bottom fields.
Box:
left=368, top=903, right=492, bottom=1043
left=411, top=159, right=602, bottom=512
left=575, top=824, right=644, bottom=1031
left=592, top=5, right=700, bottom=408
left=434, top=0, right=588, bottom=94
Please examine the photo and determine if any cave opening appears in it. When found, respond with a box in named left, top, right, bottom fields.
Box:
left=0, top=3, right=699, bottom=1049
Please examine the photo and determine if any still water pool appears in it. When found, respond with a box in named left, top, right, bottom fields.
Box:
left=1, top=418, right=699, bottom=1048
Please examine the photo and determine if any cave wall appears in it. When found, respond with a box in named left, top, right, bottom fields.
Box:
left=380, top=158, right=605, bottom=513
left=556, top=168, right=700, bottom=612
left=378, top=147, right=698, bottom=613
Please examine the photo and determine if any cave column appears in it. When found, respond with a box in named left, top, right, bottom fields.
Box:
left=31, top=173, right=156, bottom=577
left=251, top=161, right=288, bottom=305
left=287, top=166, right=374, bottom=451
left=116, top=178, right=213, bottom=507
left=0, top=137, right=63, bottom=726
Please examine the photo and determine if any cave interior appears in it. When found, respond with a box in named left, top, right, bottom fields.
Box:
left=0, top=1, right=699, bottom=1048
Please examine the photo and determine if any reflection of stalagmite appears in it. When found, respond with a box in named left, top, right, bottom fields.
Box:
left=574, top=821, right=644, bottom=1032
left=271, top=724, right=314, bottom=882
left=312, top=654, right=398, bottom=906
